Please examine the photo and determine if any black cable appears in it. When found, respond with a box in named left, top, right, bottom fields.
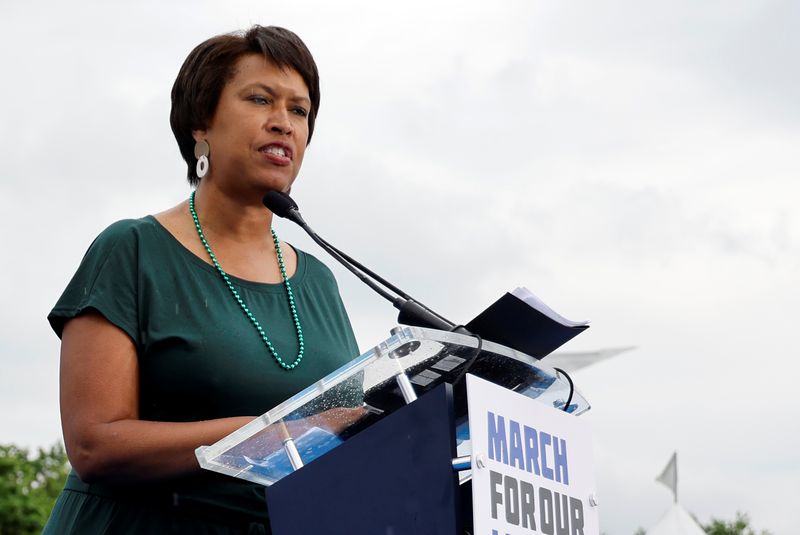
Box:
left=451, top=331, right=483, bottom=387
left=553, top=367, right=574, bottom=413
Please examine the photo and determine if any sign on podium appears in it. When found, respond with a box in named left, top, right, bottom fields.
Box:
left=468, top=374, right=599, bottom=535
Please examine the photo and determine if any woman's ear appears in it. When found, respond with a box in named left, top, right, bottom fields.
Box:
left=192, top=130, right=207, bottom=143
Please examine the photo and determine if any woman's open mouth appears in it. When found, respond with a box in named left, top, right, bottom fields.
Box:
left=259, top=143, right=292, bottom=165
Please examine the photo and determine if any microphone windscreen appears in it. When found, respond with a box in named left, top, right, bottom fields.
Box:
left=262, top=191, right=299, bottom=218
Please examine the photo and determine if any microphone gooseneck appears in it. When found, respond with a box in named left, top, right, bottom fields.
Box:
left=262, top=191, right=297, bottom=214
left=263, top=191, right=304, bottom=225
left=263, top=191, right=463, bottom=332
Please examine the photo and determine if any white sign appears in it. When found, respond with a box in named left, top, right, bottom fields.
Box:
left=467, top=374, right=599, bottom=535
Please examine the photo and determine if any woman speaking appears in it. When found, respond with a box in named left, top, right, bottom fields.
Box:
left=43, top=26, right=359, bottom=534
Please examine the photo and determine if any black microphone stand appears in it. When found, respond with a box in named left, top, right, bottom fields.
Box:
left=263, top=192, right=468, bottom=333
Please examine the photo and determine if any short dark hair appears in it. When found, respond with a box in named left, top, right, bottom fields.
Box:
left=170, top=25, right=320, bottom=186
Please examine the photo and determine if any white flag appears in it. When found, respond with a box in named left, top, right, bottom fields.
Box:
left=656, top=451, right=678, bottom=502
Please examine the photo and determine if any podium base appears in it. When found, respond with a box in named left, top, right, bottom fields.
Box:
left=266, top=384, right=463, bottom=535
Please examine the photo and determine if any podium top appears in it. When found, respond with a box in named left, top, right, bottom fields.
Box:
left=196, top=326, right=589, bottom=487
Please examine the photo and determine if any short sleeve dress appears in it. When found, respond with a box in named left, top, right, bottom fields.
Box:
left=42, top=216, right=361, bottom=534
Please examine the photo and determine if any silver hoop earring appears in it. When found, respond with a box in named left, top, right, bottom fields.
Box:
left=194, top=140, right=210, bottom=178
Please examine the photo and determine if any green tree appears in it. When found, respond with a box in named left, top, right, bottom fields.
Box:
left=703, top=511, right=772, bottom=535
left=0, top=443, right=69, bottom=535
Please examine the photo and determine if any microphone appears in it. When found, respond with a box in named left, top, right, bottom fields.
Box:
left=263, top=191, right=463, bottom=332
left=262, top=190, right=304, bottom=225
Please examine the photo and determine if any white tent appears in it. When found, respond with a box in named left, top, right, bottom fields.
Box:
left=646, top=503, right=706, bottom=535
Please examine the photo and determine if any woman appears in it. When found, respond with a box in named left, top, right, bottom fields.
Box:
left=43, top=26, right=360, bottom=534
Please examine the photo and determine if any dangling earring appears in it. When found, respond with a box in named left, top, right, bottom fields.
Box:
left=194, top=140, right=210, bottom=178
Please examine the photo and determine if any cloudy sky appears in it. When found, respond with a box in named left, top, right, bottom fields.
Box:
left=1, top=1, right=797, bottom=533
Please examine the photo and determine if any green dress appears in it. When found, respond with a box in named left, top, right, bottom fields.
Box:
left=43, top=216, right=360, bottom=534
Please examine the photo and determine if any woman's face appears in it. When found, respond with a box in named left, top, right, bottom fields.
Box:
left=194, top=53, right=311, bottom=195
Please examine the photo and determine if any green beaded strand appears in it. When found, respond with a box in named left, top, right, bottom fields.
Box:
left=189, top=191, right=304, bottom=370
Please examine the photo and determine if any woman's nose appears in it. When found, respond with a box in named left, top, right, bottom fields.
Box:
left=267, top=108, right=292, bottom=135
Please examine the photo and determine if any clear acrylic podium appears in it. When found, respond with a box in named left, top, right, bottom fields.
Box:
left=196, top=326, right=590, bottom=534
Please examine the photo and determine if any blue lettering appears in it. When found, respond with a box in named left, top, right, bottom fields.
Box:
left=540, top=432, right=554, bottom=481
left=524, top=425, right=541, bottom=475
left=553, top=437, right=569, bottom=485
left=487, top=412, right=508, bottom=464
left=508, top=420, right=525, bottom=470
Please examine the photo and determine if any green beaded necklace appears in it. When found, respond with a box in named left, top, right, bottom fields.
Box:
left=189, top=191, right=305, bottom=370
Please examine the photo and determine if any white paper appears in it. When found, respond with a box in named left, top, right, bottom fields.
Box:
left=512, top=287, right=589, bottom=328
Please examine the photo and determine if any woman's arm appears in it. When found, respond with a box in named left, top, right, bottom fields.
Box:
left=60, top=311, right=253, bottom=484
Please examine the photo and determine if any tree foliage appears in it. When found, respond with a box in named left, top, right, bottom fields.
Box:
left=0, top=443, right=69, bottom=535
left=702, top=512, right=771, bottom=535
left=632, top=511, right=771, bottom=535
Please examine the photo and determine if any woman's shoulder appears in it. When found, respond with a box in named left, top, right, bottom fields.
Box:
left=294, top=247, right=333, bottom=278
left=98, top=216, right=160, bottom=236
left=292, top=247, right=350, bottom=296
left=86, top=216, right=163, bottom=252
left=49, top=217, right=161, bottom=340
left=65, top=217, right=171, bottom=282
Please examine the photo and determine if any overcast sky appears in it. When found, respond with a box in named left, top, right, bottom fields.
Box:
left=1, top=1, right=798, bottom=533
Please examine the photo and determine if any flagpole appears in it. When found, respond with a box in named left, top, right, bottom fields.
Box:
left=674, top=451, right=678, bottom=503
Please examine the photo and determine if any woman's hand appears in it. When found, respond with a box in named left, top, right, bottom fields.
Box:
left=60, top=311, right=253, bottom=484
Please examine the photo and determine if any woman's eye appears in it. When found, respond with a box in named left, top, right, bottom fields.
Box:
left=249, top=95, right=269, bottom=105
left=292, top=107, right=308, bottom=118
